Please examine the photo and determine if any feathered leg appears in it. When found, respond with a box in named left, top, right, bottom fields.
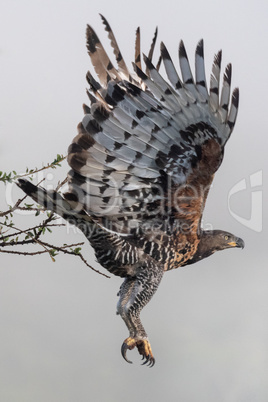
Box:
left=117, top=260, right=164, bottom=366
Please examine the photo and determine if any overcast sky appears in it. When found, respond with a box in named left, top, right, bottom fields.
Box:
left=0, top=0, right=268, bottom=401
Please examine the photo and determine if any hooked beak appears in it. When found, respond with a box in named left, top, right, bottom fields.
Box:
left=228, top=237, right=245, bottom=249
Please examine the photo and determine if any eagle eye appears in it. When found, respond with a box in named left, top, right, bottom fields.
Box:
left=224, top=235, right=229, bottom=241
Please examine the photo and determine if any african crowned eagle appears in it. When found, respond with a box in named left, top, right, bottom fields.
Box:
left=18, top=15, right=244, bottom=367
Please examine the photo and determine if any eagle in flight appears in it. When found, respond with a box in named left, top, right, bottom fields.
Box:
left=18, top=15, right=244, bottom=367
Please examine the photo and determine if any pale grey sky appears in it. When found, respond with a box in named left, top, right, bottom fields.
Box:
left=0, top=0, right=268, bottom=401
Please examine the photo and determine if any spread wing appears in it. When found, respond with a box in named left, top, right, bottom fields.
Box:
left=66, top=16, right=239, bottom=236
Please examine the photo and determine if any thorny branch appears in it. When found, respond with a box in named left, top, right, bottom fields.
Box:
left=0, top=155, right=110, bottom=279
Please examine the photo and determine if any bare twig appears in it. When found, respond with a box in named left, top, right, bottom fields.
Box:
left=0, top=248, right=49, bottom=256
left=0, top=240, right=110, bottom=278
left=0, top=195, right=27, bottom=217
left=56, top=177, right=68, bottom=192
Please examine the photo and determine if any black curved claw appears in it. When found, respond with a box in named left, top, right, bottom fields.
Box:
left=141, top=355, right=155, bottom=367
left=149, top=357, right=155, bottom=367
left=121, top=343, right=133, bottom=364
left=141, top=355, right=150, bottom=365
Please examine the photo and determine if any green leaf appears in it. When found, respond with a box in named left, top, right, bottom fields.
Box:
left=49, top=249, right=58, bottom=260
left=24, top=203, right=34, bottom=208
left=73, top=247, right=82, bottom=255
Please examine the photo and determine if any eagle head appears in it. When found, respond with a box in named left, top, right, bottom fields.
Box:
left=189, top=230, right=245, bottom=264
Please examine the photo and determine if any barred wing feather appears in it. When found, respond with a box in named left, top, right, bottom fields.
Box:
left=66, top=17, right=239, bottom=234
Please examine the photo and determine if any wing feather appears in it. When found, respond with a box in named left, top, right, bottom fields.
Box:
left=146, top=27, right=158, bottom=75
left=135, top=27, right=142, bottom=69
left=86, top=25, right=121, bottom=86
left=178, top=40, right=199, bottom=101
left=195, top=39, right=209, bottom=101
left=209, top=50, right=222, bottom=112
left=100, top=14, right=131, bottom=81
left=219, top=63, right=232, bottom=122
